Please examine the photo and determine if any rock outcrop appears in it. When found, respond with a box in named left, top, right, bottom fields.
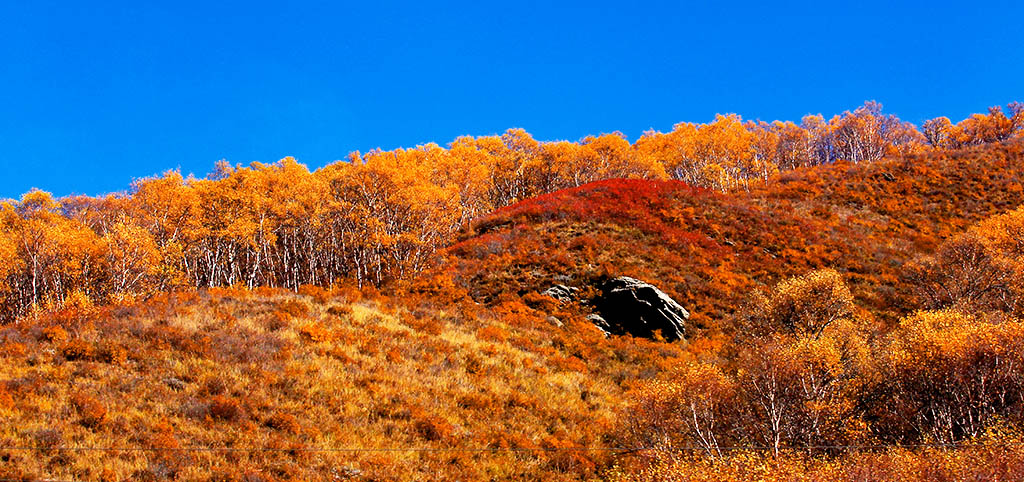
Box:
left=541, top=284, right=578, bottom=303
left=590, top=276, right=688, bottom=341
left=586, top=313, right=612, bottom=336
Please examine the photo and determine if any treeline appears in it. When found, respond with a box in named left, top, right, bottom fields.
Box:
left=622, top=206, right=1024, bottom=468
left=1, top=102, right=1022, bottom=321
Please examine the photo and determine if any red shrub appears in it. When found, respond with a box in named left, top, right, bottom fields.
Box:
left=477, top=326, right=509, bottom=343
left=60, top=339, right=95, bottom=361
left=208, top=396, right=243, bottom=421
left=41, top=326, right=69, bottom=344
left=71, top=392, right=108, bottom=428
left=265, top=412, right=301, bottom=434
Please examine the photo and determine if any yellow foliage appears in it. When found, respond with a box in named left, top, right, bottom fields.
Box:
left=748, top=268, right=855, bottom=337
left=882, top=309, right=1024, bottom=443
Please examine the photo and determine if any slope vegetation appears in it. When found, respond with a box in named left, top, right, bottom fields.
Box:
left=0, top=285, right=692, bottom=481
left=449, top=140, right=1024, bottom=328
left=3, top=141, right=1024, bottom=481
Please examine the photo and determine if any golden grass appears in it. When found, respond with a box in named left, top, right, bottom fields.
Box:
left=0, top=287, right=649, bottom=481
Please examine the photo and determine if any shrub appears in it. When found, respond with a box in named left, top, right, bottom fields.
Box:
left=252, top=286, right=281, bottom=298
left=477, top=325, right=509, bottom=343
left=623, top=362, right=737, bottom=457
left=877, top=310, right=1024, bottom=443
left=413, top=411, right=455, bottom=441
left=276, top=300, right=310, bottom=320
left=208, top=396, right=243, bottom=421
left=298, top=284, right=331, bottom=303
left=0, top=385, right=13, bottom=410
left=71, top=392, right=107, bottom=428
left=456, top=392, right=493, bottom=411
left=98, top=343, right=129, bottom=365
left=32, top=428, right=63, bottom=448
left=326, top=304, right=353, bottom=317
left=549, top=355, right=588, bottom=373
left=0, top=342, right=26, bottom=357
left=540, top=436, right=597, bottom=474
left=746, top=268, right=855, bottom=337
left=200, top=376, right=228, bottom=396
left=60, top=339, right=95, bottom=361
left=265, top=413, right=301, bottom=434
left=265, top=311, right=291, bottom=331
left=402, top=315, right=443, bottom=335
left=358, top=341, right=380, bottom=357
left=297, top=323, right=331, bottom=343
left=41, top=325, right=69, bottom=344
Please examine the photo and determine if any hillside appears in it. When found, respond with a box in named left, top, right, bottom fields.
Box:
left=448, top=140, right=1024, bottom=329
left=3, top=140, right=1024, bottom=481
left=3, top=101, right=1021, bottom=324
left=0, top=286, right=693, bottom=481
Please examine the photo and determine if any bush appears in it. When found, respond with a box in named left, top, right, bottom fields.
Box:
left=276, top=300, right=309, bottom=319
left=876, top=310, right=1024, bottom=443
left=41, top=325, right=69, bottom=344
left=208, top=396, right=243, bottom=421
left=297, top=323, right=331, bottom=343
left=60, top=339, right=95, bottom=361
left=297, top=284, right=330, bottom=304
left=477, top=325, right=509, bottom=343
left=0, top=385, right=13, bottom=410
left=71, top=392, right=107, bottom=428
left=265, top=412, right=301, bottom=434
left=326, top=304, right=353, bottom=317
left=98, top=343, right=129, bottom=365
left=413, top=411, right=455, bottom=442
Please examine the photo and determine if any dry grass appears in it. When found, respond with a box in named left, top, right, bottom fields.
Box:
left=607, top=437, right=1024, bottom=482
left=0, top=286, right=662, bottom=481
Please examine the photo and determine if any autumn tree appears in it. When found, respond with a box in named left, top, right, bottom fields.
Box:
left=331, top=150, right=460, bottom=285
left=624, top=270, right=869, bottom=459
left=924, top=104, right=1024, bottom=148
left=908, top=207, right=1024, bottom=316
left=0, top=190, right=109, bottom=316
left=733, top=269, right=868, bottom=454
left=769, top=120, right=814, bottom=170
left=743, top=269, right=856, bottom=338
left=0, top=202, right=23, bottom=319
left=922, top=116, right=954, bottom=148
left=462, top=129, right=542, bottom=207
left=623, top=362, right=737, bottom=458
left=431, top=141, right=494, bottom=224
left=129, top=170, right=200, bottom=289
left=876, top=310, right=1024, bottom=444
left=801, top=113, right=838, bottom=166
left=736, top=329, right=868, bottom=455
left=102, top=218, right=161, bottom=298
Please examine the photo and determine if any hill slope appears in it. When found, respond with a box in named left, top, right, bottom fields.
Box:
left=3, top=141, right=1024, bottom=481
left=0, top=285, right=692, bottom=481
left=448, top=140, right=1024, bottom=328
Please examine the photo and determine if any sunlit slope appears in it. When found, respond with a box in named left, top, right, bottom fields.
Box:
left=448, top=140, right=1024, bottom=328
left=0, top=284, right=694, bottom=481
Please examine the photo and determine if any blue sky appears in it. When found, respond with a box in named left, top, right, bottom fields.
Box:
left=1, top=0, right=1021, bottom=198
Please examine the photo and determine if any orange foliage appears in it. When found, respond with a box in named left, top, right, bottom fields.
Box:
left=70, top=392, right=108, bottom=428
left=0, top=102, right=1018, bottom=323
left=2, top=101, right=1024, bottom=481
left=616, top=207, right=1024, bottom=479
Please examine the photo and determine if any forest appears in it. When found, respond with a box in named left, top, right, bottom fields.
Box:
left=2, top=102, right=1024, bottom=480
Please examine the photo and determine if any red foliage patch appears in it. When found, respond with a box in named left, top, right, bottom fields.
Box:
left=445, top=142, right=1024, bottom=329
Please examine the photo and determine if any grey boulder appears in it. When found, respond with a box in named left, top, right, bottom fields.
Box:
left=541, top=284, right=578, bottom=303
left=590, top=276, right=688, bottom=341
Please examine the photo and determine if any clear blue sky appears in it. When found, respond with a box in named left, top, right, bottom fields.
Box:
left=1, top=0, right=1021, bottom=199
